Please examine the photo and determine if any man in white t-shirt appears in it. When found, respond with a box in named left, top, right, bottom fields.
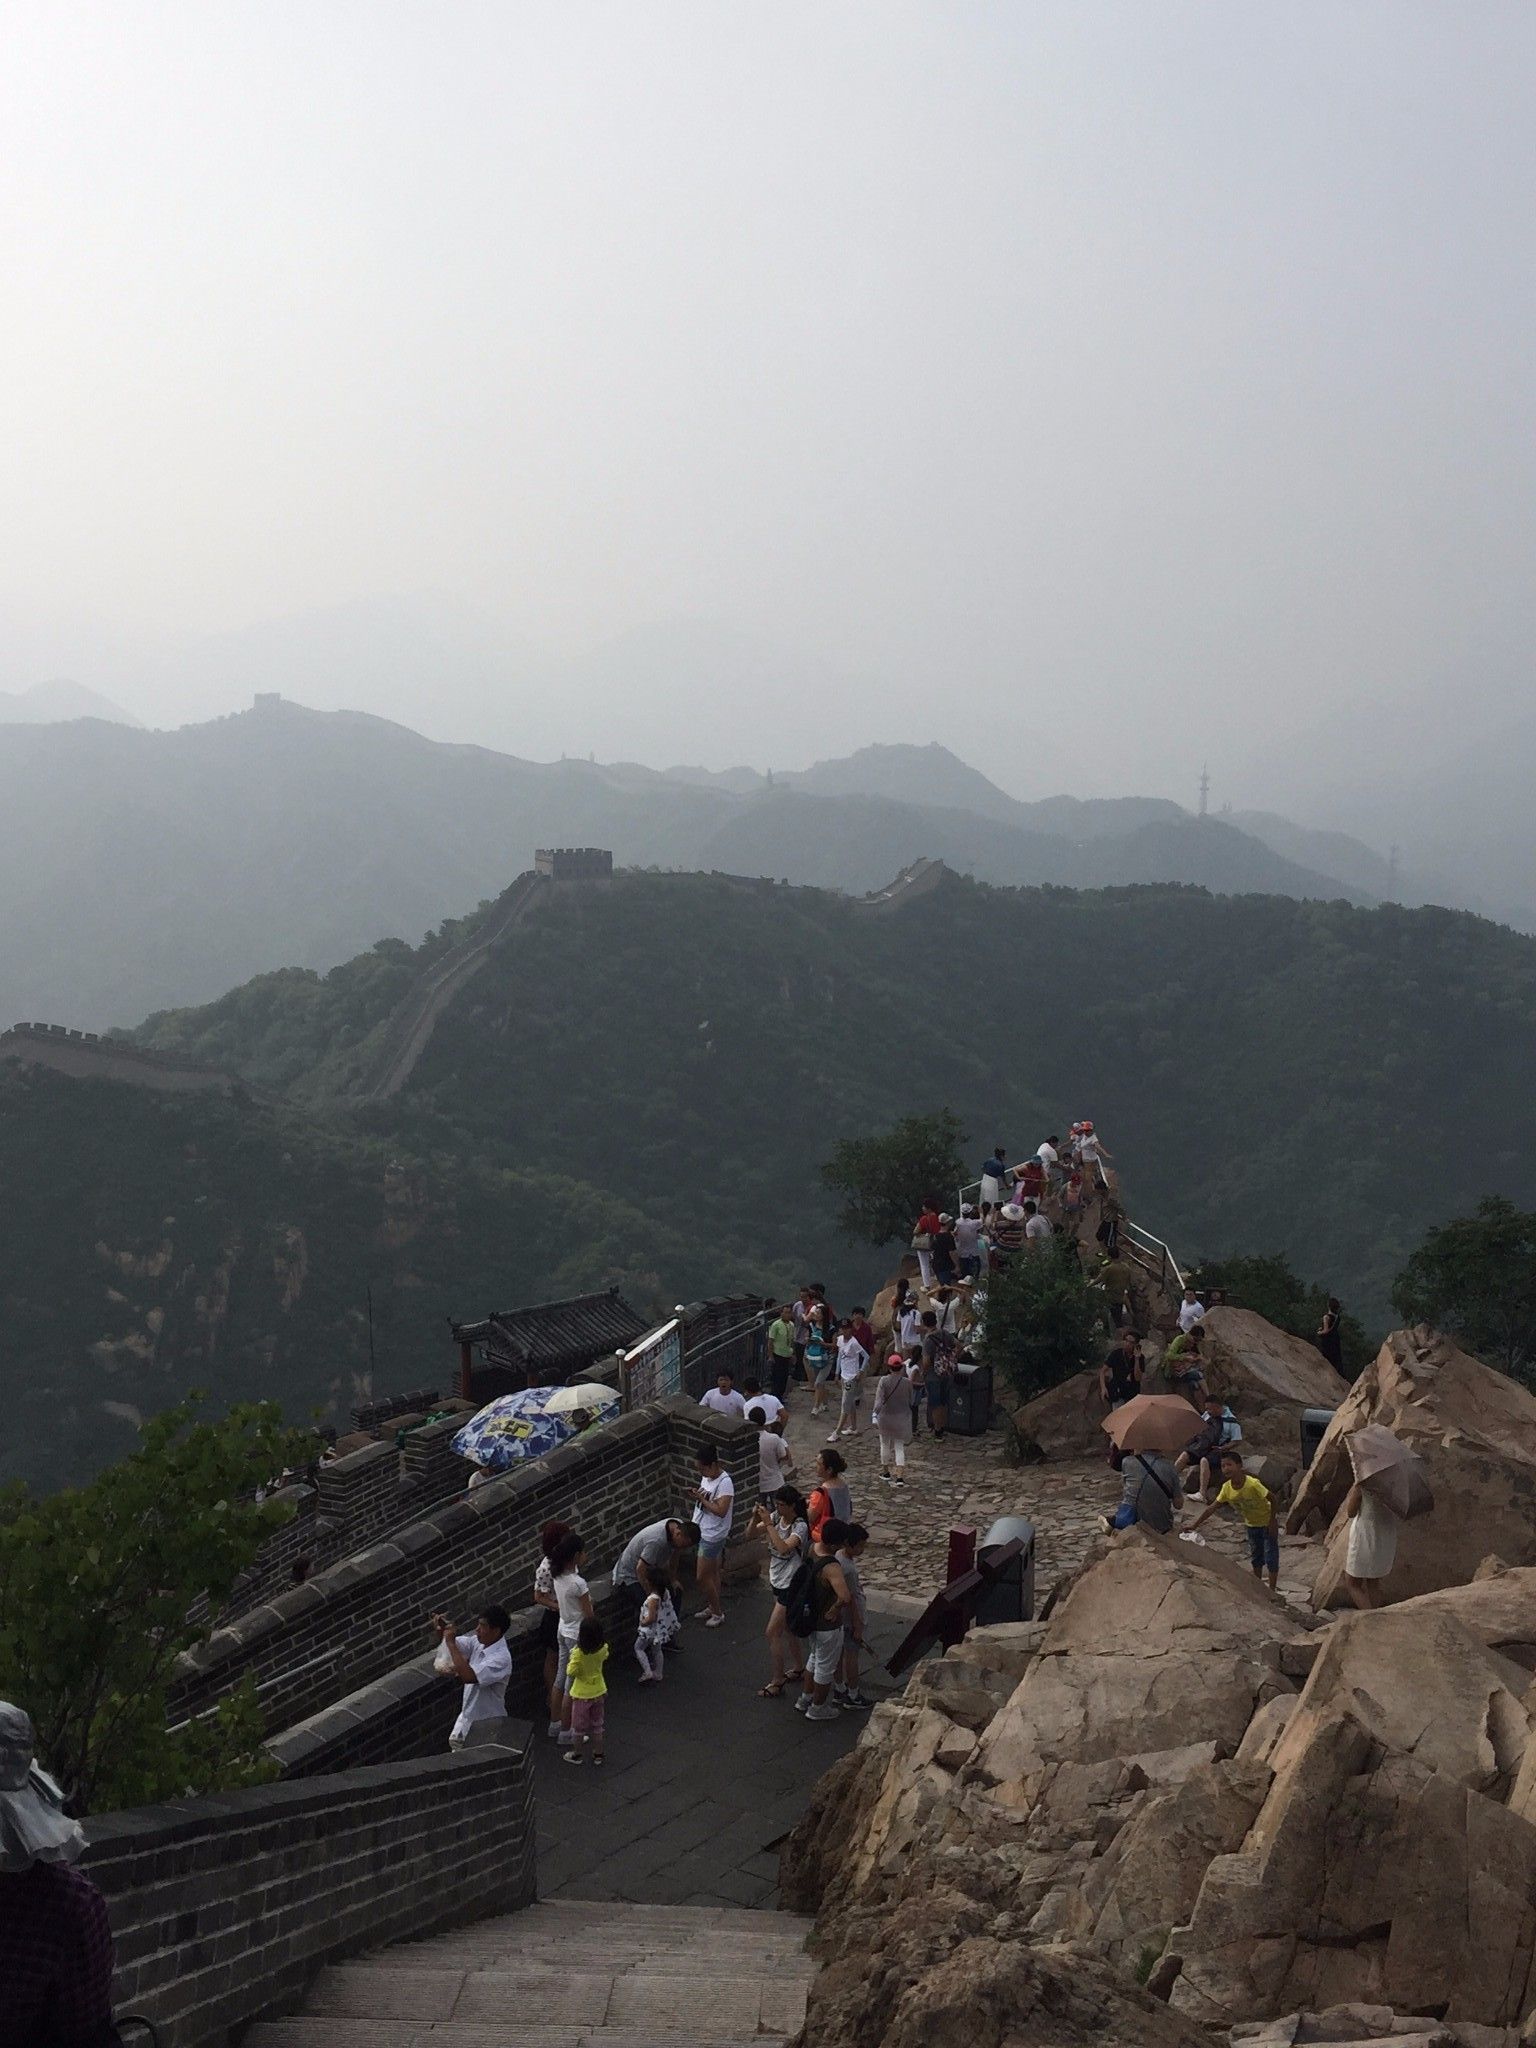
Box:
left=1037, top=1136, right=1061, bottom=1187
left=434, top=1604, right=513, bottom=1750
left=757, top=1423, right=794, bottom=1500
left=1178, top=1289, right=1207, bottom=1334
left=692, top=1445, right=735, bottom=1626
left=742, top=1379, right=785, bottom=1429
left=699, top=1371, right=748, bottom=1420
left=1024, top=1201, right=1053, bottom=1244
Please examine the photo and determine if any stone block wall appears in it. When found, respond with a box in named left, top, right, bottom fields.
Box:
left=265, top=1568, right=669, bottom=1777
left=83, top=1719, right=534, bottom=2048
left=220, top=1417, right=478, bottom=1620
left=168, top=1398, right=755, bottom=1738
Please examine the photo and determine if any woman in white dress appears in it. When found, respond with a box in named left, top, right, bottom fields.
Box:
left=1342, top=1477, right=1400, bottom=1609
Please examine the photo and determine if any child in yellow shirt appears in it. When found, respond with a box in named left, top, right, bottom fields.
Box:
left=563, top=1617, right=609, bottom=1765
left=1186, top=1448, right=1279, bottom=1590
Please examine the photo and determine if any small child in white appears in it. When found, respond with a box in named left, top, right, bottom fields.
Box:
left=834, top=1524, right=872, bottom=1710
left=634, top=1582, right=679, bottom=1684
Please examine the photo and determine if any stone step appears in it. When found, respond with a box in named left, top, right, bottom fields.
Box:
left=245, top=2026, right=773, bottom=2048
left=371, top=1947, right=815, bottom=1977
left=300, top=1963, right=807, bottom=2037
left=470, top=1904, right=812, bottom=1935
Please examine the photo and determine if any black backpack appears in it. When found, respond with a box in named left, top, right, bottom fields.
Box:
left=784, top=1552, right=831, bottom=1639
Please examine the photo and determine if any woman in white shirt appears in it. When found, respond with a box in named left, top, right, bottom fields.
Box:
left=751, top=1485, right=811, bottom=1695
left=831, top=1325, right=869, bottom=1441
left=547, top=1530, right=595, bottom=1745
left=692, top=1445, right=736, bottom=1626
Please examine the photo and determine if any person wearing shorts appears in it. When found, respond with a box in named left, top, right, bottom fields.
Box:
left=1186, top=1450, right=1280, bottom=1591
left=691, top=1445, right=735, bottom=1625
left=795, top=1519, right=853, bottom=1723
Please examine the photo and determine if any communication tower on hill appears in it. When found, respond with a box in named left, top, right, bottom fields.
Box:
left=1198, top=763, right=1210, bottom=819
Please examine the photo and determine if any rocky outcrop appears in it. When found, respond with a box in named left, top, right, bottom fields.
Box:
left=1198, top=1307, right=1351, bottom=1411
left=786, top=1485, right=1536, bottom=2048
left=1013, top=1308, right=1350, bottom=1467
left=969, top=1530, right=1306, bottom=1791
left=784, top=1532, right=1310, bottom=2045
left=1170, top=1602, right=1536, bottom=2030
left=1287, top=1327, right=1536, bottom=1607
left=1011, top=1365, right=1119, bottom=1460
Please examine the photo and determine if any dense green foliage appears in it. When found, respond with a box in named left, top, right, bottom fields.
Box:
left=0, top=1399, right=313, bottom=1812
left=1192, top=1252, right=1375, bottom=1377
left=978, top=1240, right=1109, bottom=1405
left=13, top=867, right=1536, bottom=1488
left=1392, top=1197, right=1536, bottom=1385
left=0, top=1062, right=771, bottom=1490
left=820, top=1110, right=968, bottom=1248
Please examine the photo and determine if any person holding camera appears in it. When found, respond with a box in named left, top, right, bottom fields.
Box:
left=431, top=1604, right=512, bottom=1750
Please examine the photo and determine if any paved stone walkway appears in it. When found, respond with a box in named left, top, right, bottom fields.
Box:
left=530, top=1584, right=907, bottom=1907
left=775, top=1379, right=1321, bottom=1611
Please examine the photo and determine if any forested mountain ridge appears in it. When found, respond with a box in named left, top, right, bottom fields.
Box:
left=11, top=863, right=1536, bottom=1488
left=0, top=698, right=1381, bottom=1028
left=141, top=865, right=1536, bottom=1321
left=0, top=1060, right=776, bottom=1491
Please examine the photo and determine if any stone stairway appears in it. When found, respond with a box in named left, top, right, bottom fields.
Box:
left=244, top=1900, right=817, bottom=2047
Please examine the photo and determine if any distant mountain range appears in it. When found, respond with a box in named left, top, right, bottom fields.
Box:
left=0, top=693, right=1517, bottom=1030
left=0, top=679, right=140, bottom=726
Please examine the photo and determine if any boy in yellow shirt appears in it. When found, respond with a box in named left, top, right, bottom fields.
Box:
left=1186, top=1448, right=1279, bottom=1590
left=563, top=1617, right=609, bottom=1765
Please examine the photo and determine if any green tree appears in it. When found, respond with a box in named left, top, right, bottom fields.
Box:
left=1194, top=1251, right=1374, bottom=1377
left=0, top=1396, right=316, bottom=1813
left=979, top=1239, right=1109, bottom=1406
left=1391, top=1196, right=1536, bottom=1386
left=820, top=1109, right=968, bottom=1248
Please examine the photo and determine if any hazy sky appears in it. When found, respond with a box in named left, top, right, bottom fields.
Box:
left=3, top=3, right=1533, bottom=803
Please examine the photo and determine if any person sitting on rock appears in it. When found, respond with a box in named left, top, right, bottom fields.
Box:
left=1174, top=1393, right=1240, bottom=1502
left=1177, top=1287, right=1207, bottom=1334
left=1162, top=1321, right=1207, bottom=1398
left=1186, top=1448, right=1280, bottom=1591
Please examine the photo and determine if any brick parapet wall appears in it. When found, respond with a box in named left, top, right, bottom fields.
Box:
left=83, top=1719, right=534, bottom=2048
left=219, top=1417, right=477, bottom=1621
left=169, top=1398, right=756, bottom=1738
left=266, top=1571, right=640, bottom=1777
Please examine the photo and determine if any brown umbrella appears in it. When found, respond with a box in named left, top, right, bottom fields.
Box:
left=1347, top=1424, right=1434, bottom=1521
left=1101, top=1393, right=1205, bottom=1455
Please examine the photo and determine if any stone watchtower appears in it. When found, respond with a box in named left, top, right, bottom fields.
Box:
left=533, top=847, right=614, bottom=881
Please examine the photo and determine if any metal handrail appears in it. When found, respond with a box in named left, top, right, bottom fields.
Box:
left=955, top=1157, right=1187, bottom=1298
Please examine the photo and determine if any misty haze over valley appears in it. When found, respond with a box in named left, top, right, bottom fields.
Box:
left=3, top=5, right=1536, bottom=1488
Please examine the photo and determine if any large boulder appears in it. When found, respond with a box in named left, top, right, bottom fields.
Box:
left=1199, top=1307, right=1352, bottom=1412
left=1169, top=1604, right=1536, bottom=2030
left=1165, top=1307, right=1351, bottom=1470
left=1391, top=1558, right=1536, bottom=1673
left=1286, top=1327, right=1536, bottom=1607
left=1011, top=1366, right=1119, bottom=1460
left=969, top=1526, right=1306, bottom=1795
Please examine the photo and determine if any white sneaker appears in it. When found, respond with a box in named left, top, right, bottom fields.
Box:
left=805, top=1702, right=840, bottom=1722
left=826, top=1431, right=842, bottom=1443
left=546, top=1720, right=562, bottom=1738
left=703, top=1613, right=725, bottom=1628
left=794, top=1691, right=811, bottom=1713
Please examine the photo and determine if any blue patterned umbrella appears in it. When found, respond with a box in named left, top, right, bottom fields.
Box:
left=451, top=1386, right=619, bottom=1472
